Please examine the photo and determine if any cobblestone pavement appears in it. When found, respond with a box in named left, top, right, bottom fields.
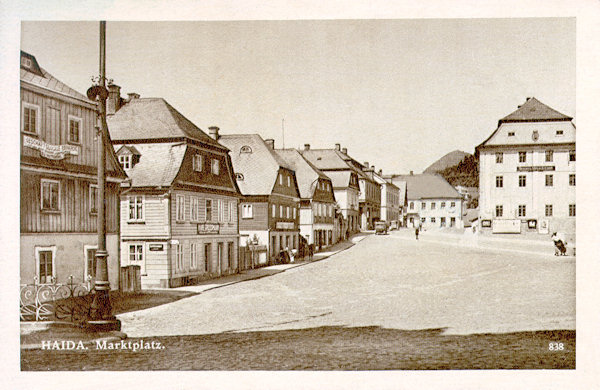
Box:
left=117, top=229, right=575, bottom=337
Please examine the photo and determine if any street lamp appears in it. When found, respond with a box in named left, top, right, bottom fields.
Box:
left=86, top=21, right=120, bottom=332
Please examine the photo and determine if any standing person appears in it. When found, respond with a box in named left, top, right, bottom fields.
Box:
left=415, top=226, right=419, bottom=240
left=309, top=243, right=314, bottom=260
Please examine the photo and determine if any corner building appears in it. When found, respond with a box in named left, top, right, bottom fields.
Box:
left=476, top=97, right=575, bottom=235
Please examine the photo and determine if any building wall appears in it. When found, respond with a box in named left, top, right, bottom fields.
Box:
left=21, top=233, right=120, bottom=290
left=170, top=189, right=238, bottom=237
left=409, top=198, right=463, bottom=229
left=239, top=201, right=269, bottom=231
left=120, top=194, right=170, bottom=239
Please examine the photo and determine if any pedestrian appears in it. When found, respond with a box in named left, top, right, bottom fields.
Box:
left=308, top=243, right=314, bottom=260
left=551, top=232, right=567, bottom=256
left=415, top=226, right=419, bottom=240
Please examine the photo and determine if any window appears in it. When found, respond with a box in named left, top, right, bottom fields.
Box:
left=421, top=217, right=426, bottom=223
left=496, top=176, right=503, bottom=188
left=176, top=195, right=185, bottom=221
left=235, top=173, right=244, bottom=180
left=85, top=246, right=97, bottom=279
left=128, top=195, right=144, bottom=221
left=21, top=56, right=32, bottom=68
left=569, top=204, right=576, bottom=217
left=272, top=204, right=276, bottom=218
left=175, top=244, right=184, bottom=271
left=22, top=103, right=39, bottom=134
left=545, top=150, right=553, bottom=162
left=430, top=217, right=436, bottom=223
left=495, top=205, right=503, bottom=217
left=495, top=152, right=503, bottom=163
left=193, top=154, right=203, bottom=172
left=431, top=202, right=436, bottom=210
left=205, top=199, right=213, bottom=221
left=287, top=176, right=291, bottom=187
left=41, top=179, right=60, bottom=212
left=242, top=204, right=253, bottom=219
left=228, top=201, right=235, bottom=222
left=119, top=155, right=131, bottom=169
left=545, top=205, right=553, bottom=217
left=545, top=174, right=553, bottom=187
left=190, top=243, right=198, bottom=269
left=421, top=202, right=426, bottom=209
left=218, top=199, right=225, bottom=222
left=89, top=184, right=98, bottom=214
left=129, top=244, right=144, bottom=273
left=569, top=150, right=576, bottom=162
left=211, top=159, right=220, bottom=175
left=556, top=130, right=564, bottom=136
left=569, top=174, right=576, bottom=186
left=519, top=151, right=527, bottom=163
left=440, top=217, right=446, bottom=227
left=451, top=201, right=456, bottom=208
left=293, top=207, right=296, bottom=219
left=68, top=116, right=81, bottom=144
left=280, top=205, right=284, bottom=218
left=508, top=131, right=515, bottom=137
left=204, top=243, right=211, bottom=272
left=518, top=205, right=526, bottom=217
left=190, top=197, right=199, bottom=222
left=410, top=202, right=414, bottom=210
left=519, top=175, right=526, bottom=187
left=286, top=206, right=290, bottom=219
left=36, top=247, right=55, bottom=284
left=441, top=202, right=446, bottom=209
left=279, top=174, right=283, bottom=185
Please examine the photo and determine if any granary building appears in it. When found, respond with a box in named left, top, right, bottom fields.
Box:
left=107, top=86, right=241, bottom=288
left=20, top=51, right=127, bottom=289
left=476, top=97, right=575, bottom=235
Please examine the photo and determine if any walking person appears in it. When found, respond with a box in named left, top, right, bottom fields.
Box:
left=415, top=226, right=419, bottom=240
left=551, top=232, right=567, bottom=256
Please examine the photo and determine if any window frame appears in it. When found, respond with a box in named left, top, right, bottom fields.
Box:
left=569, top=174, right=576, bottom=186
left=545, top=150, right=553, bottom=162
left=175, top=243, right=184, bottom=272
left=89, top=184, right=98, bottom=215
left=569, top=150, right=576, bottom=162
left=22, top=102, right=40, bottom=135
left=211, top=159, right=220, bottom=175
left=518, top=205, right=526, bottom=217
left=545, top=204, right=553, bottom=217
left=495, top=152, right=503, bottom=164
left=569, top=204, right=576, bottom=217
left=545, top=174, right=553, bottom=187
left=127, top=195, right=145, bottom=222
left=67, top=115, right=82, bottom=145
left=35, top=246, right=57, bottom=284
left=518, top=151, right=527, bottom=163
left=190, top=243, right=198, bottom=270
left=508, top=131, right=515, bottom=137
left=176, top=194, right=186, bottom=222
left=128, top=242, right=145, bottom=274
left=84, top=244, right=98, bottom=280
left=496, top=175, right=503, bottom=188
left=190, top=196, right=200, bottom=222
left=218, top=199, right=225, bottom=222
left=519, top=175, right=527, bottom=187
left=495, top=205, right=503, bottom=217
left=193, top=154, right=203, bottom=172
left=119, top=154, right=132, bottom=169
left=242, top=203, right=253, bottom=219
left=205, top=199, right=213, bottom=222
left=228, top=201, right=236, bottom=223
left=40, top=178, right=60, bottom=212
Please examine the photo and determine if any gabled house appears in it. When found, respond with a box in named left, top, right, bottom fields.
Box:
left=218, top=135, right=301, bottom=263
left=20, top=51, right=127, bottom=289
left=106, top=85, right=241, bottom=288
left=275, top=149, right=337, bottom=250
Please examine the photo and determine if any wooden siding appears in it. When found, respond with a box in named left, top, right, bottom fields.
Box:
left=175, top=147, right=238, bottom=191
left=313, top=178, right=336, bottom=203
left=170, top=190, right=238, bottom=237
left=271, top=168, right=300, bottom=198
left=238, top=201, right=268, bottom=231
left=268, top=194, right=299, bottom=231
left=120, top=194, right=169, bottom=239
left=20, top=170, right=119, bottom=233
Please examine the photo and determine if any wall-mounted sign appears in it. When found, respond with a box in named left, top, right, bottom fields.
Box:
left=532, top=130, right=539, bottom=141
left=198, top=222, right=220, bottom=235
left=481, top=219, right=492, bottom=228
left=517, top=166, right=555, bottom=172
left=276, top=221, right=295, bottom=230
left=527, top=219, right=537, bottom=229
left=23, top=135, right=79, bottom=160
left=492, top=219, right=521, bottom=233
left=148, top=244, right=164, bottom=251
left=538, top=219, right=549, bottom=234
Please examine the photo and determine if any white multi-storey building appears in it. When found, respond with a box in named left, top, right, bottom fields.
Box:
left=476, top=97, right=575, bottom=235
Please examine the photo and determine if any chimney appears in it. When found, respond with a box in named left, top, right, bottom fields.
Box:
left=335, top=143, right=341, bottom=151
left=342, top=147, right=347, bottom=154
left=363, top=162, right=369, bottom=169
left=265, top=138, right=275, bottom=149
left=304, top=144, right=310, bottom=151
left=378, top=169, right=382, bottom=175
left=127, top=92, right=140, bottom=100
left=208, top=126, right=220, bottom=141
left=107, top=83, right=121, bottom=115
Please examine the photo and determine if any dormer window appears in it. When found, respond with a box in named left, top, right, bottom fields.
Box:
left=119, top=155, right=132, bottom=169
left=556, top=130, right=564, bottom=136
left=235, top=173, right=244, bottom=181
left=240, top=145, right=252, bottom=153
left=21, top=57, right=32, bottom=68
left=508, top=131, right=515, bottom=137
left=193, top=154, right=203, bottom=172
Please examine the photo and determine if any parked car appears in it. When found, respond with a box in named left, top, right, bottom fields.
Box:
left=375, top=221, right=388, bottom=235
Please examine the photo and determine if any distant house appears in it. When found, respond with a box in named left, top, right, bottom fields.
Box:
left=476, top=97, right=575, bottom=235
left=275, top=149, right=336, bottom=250
left=20, top=51, right=127, bottom=289
left=373, top=169, right=400, bottom=226
left=387, top=173, right=463, bottom=229
left=218, top=135, right=301, bottom=263
left=107, top=86, right=241, bottom=288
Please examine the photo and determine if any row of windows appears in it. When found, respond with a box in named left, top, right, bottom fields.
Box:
left=270, top=203, right=297, bottom=219
left=278, top=172, right=293, bottom=187
left=409, top=201, right=456, bottom=210
left=39, top=179, right=98, bottom=214
left=175, top=195, right=235, bottom=223
left=495, top=150, right=575, bottom=164
left=313, top=202, right=334, bottom=218
left=495, top=204, right=576, bottom=217
left=419, top=216, right=457, bottom=227
left=192, top=154, right=220, bottom=175
left=506, top=129, right=566, bottom=137
left=496, top=174, right=575, bottom=188
left=35, top=246, right=99, bottom=284
left=22, top=103, right=83, bottom=144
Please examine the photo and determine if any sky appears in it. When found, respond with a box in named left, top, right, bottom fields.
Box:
left=20, top=19, right=574, bottom=174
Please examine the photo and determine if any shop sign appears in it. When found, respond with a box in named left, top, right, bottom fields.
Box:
left=23, top=135, right=79, bottom=160
left=492, top=219, right=521, bottom=233
left=197, top=222, right=220, bottom=235
left=276, top=221, right=295, bottom=230
left=527, top=219, right=537, bottom=229
left=538, top=219, right=549, bottom=234
left=481, top=219, right=492, bottom=228
left=148, top=244, right=164, bottom=251
left=516, top=166, right=555, bottom=172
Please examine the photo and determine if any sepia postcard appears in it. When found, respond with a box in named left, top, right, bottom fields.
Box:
left=2, top=1, right=600, bottom=389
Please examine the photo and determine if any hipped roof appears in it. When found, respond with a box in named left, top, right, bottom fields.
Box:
left=499, top=97, right=572, bottom=124
left=388, top=173, right=460, bottom=200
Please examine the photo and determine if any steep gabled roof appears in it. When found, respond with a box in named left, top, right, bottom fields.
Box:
left=275, top=149, right=329, bottom=199
left=499, top=97, right=572, bottom=124
left=301, top=148, right=372, bottom=182
left=388, top=173, right=460, bottom=200
left=113, top=143, right=186, bottom=188
left=107, top=98, right=226, bottom=149
left=219, top=134, right=289, bottom=196
left=326, top=171, right=353, bottom=189
left=20, top=51, right=93, bottom=104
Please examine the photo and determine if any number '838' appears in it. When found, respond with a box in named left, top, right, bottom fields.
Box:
left=549, top=342, right=564, bottom=351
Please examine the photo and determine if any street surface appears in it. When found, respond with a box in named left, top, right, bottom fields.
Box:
left=119, top=229, right=575, bottom=336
